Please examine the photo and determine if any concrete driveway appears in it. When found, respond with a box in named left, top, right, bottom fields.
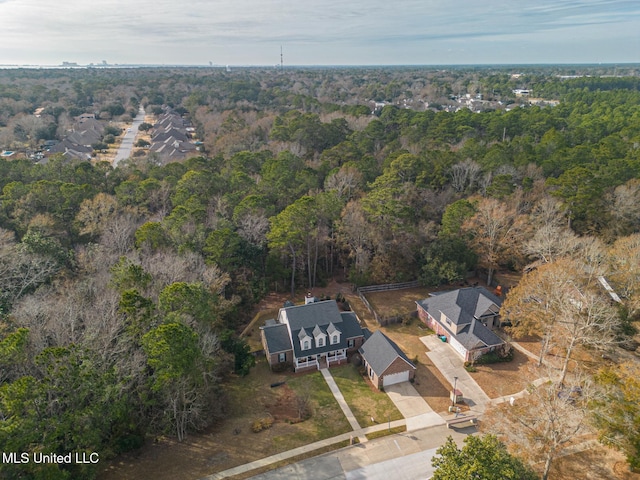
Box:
left=384, top=382, right=445, bottom=430
left=420, top=335, right=490, bottom=414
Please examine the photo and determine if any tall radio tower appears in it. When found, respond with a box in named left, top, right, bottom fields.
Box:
left=280, top=46, right=284, bottom=71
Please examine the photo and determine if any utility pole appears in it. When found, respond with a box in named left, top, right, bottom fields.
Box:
left=452, top=376, right=458, bottom=406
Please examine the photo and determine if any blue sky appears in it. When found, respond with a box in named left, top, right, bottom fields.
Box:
left=0, top=0, right=638, bottom=65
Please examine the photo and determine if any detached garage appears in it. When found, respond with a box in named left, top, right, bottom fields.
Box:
left=359, top=331, right=416, bottom=390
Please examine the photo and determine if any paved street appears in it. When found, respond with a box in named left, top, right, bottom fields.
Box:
left=114, top=106, right=146, bottom=166
left=247, top=424, right=471, bottom=480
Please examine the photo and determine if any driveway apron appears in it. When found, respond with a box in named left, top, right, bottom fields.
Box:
left=384, top=382, right=445, bottom=430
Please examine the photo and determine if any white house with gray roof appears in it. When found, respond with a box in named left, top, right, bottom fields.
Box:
left=416, top=287, right=506, bottom=362
left=261, top=300, right=365, bottom=371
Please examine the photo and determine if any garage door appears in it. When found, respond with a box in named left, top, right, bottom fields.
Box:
left=382, top=370, right=410, bottom=387
left=449, top=336, right=468, bottom=359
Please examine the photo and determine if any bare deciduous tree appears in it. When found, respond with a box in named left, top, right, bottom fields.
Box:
left=237, top=213, right=269, bottom=246
left=485, top=372, right=595, bottom=480
left=462, top=197, right=522, bottom=286
left=336, top=201, right=373, bottom=277
left=324, top=165, right=363, bottom=200
left=504, top=258, right=619, bottom=381
left=608, top=233, right=640, bottom=315
left=450, top=159, right=482, bottom=193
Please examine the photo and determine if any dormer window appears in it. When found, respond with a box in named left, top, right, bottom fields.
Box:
left=327, top=322, right=341, bottom=345
left=299, top=327, right=312, bottom=351
left=312, top=325, right=326, bottom=349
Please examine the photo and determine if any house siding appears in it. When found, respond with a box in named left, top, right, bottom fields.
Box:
left=261, top=329, right=293, bottom=367
left=267, top=350, right=293, bottom=366
left=418, top=307, right=445, bottom=336
left=366, top=365, right=382, bottom=389
left=380, top=357, right=416, bottom=388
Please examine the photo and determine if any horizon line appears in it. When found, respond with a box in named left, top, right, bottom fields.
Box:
left=1, top=62, right=640, bottom=70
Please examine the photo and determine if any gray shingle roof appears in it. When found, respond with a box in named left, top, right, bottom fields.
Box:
left=261, top=323, right=292, bottom=354
left=283, top=300, right=343, bottom=331
left=339, top=312, right=365, bottom=338
left=417, top=287, right=505, bottom=351
left=454, top=318, right=504, bottom=349
left=359, top=330, right=415, bottom=377
left=281, top=300, right=364, bottom=358
left=416, top=287, right=502, bottom=327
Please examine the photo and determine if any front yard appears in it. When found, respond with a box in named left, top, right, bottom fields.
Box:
left=330, top=364, right=403, bottom=428
left=100, top=352, right=428, bottom=480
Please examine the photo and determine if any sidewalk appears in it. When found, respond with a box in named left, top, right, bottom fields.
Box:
left=420, top=335, right=490, bottom=414
left=320, top=368, right=363, bottom=433
left=511, top=341, right=541, bottom=363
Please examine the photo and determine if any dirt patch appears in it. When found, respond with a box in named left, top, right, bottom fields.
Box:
left=512, top=335, right=544, bottom=358
left=267, top=384, right=302, bottom=422
left=414, top=361, right=456, bottom=414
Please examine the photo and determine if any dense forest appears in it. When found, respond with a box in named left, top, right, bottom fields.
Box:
left=1, top=65, right=640, bottom=478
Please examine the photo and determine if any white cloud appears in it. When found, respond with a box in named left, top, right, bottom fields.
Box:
left=0, top=0, right=638, bottom=65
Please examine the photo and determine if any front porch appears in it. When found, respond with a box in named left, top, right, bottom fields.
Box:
left=294, top=349, right=348, bottom=371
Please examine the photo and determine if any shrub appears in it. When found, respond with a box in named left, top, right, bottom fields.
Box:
left=251, top=416, right=274, bottom=433
left=475, top=349, right=514, bottom=365
left=464, top=361, right=477, bottom=372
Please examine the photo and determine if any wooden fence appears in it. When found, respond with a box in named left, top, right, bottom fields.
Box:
left=357, top=280, right=420, bottom=326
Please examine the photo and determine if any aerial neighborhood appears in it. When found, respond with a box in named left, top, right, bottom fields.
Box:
left=1, top=65, right=639, bottom=480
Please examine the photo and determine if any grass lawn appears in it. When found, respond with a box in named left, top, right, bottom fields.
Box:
left=272, top=371, right=352, bottom=450
left=330, top=364, right=403, bottom=427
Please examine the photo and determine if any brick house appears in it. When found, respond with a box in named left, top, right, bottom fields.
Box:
left=261, top=299, right=365, bottom=371
left=416, top=287, right=506, bottom=362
